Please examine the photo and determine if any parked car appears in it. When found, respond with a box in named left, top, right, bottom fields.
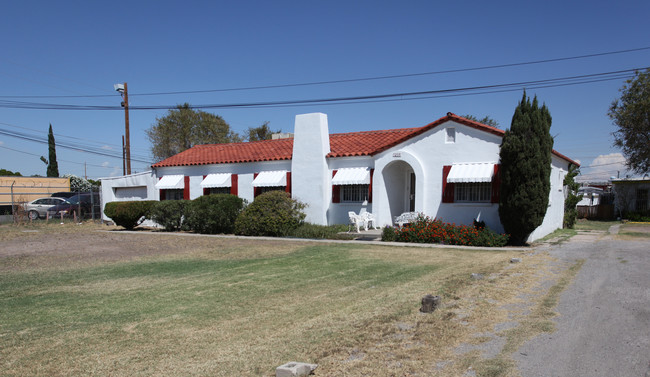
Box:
left=25, top=197, right=69, bottom=220
left=51, top=192, right=77, bottom=199
left=47, top=192, right=100, bottom=219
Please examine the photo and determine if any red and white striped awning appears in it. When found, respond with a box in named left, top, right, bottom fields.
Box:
left=447, top=163, right=495, bottom=183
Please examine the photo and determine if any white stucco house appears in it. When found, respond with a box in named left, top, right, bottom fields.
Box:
left=100, top=112, right=578, bottom=241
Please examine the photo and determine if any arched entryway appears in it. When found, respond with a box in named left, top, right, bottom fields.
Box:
left=382, top=160, right=416, bottom=220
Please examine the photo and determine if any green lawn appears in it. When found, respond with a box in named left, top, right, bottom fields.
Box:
left=0, top=225, right=527, bottom=376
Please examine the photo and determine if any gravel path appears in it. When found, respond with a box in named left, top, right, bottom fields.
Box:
left=514, top=228, right=650, bottom=377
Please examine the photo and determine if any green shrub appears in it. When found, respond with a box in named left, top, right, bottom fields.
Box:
left=149, top=200, right=187, bottom=231
left=104, top=201, right=156, bottom=230
left=184, top=194, right=244, bottom=234
left=381, top=226, right=398, bottom=242
left=289, top=223, right=354, bottom=240
left=382, top=215, right=509, bottom=247
left=234, top=191, right=305, bottom=237
left=626, top=211, right=650, bottom=222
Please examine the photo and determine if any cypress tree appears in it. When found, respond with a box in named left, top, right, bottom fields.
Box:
left=47, top=124, right=59, bottom=177
left=498, top=92, right=553, bottom=244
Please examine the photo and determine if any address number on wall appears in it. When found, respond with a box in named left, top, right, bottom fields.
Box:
left=393, top=152, right=401, bottom=158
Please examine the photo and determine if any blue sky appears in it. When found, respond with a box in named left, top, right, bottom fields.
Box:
left=1, top=1, right=649, bottom=181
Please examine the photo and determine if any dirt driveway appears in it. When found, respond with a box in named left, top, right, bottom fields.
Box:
left=515, top=226, right=650, bottom=376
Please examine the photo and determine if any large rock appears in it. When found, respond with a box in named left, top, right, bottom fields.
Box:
left=276, top=362, right=318, bottom=377
left=420, top=294, right=441, bottom=313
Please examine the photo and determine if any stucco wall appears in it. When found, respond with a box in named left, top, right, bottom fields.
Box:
left=374, top=121, right=503, bottom=230
left=99, top=171, right=157, bottom=222
left=526, top=155, right=569, bottom=242
left=326, top=156, right=375, bottom=225
left=155, top=160, right=292, bottom=204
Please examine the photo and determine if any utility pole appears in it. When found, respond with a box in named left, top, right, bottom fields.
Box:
left=114, top=82, right=131, bottom=175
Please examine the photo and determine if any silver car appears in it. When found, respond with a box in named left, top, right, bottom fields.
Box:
left=25, top=197, right=69, bottom=220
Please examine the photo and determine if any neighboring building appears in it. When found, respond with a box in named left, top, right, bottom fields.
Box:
left=0, top=176, right=70, bottom=206
left=576, top=186, right=615, bottom=220
left=101, top=112, right=578, bottom=241
left=612, top=177, right=650, bottom=216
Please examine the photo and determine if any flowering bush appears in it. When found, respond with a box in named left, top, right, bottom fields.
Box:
left=381, top=215, right=509, bottom=247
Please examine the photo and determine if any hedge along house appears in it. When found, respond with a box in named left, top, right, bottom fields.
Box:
left=101, top=112, right=577, bottom=241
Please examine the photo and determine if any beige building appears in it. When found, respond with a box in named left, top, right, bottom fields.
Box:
left=0, top=176, right=70, bottom=206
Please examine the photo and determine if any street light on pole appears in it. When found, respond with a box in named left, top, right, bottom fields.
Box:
left=114, top=83, right=131, bottom=175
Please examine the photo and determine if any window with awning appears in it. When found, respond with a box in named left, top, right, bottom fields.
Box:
left=252, top=171, right=287, bottom=187
left=200, top=173, right=231, bottom=188
left=155, top=175, right=184, bottom=189
left=156, top=175, right=188, bottom=201
left=332, top=167, right=371, bottom=185
left=446, top=163, right=495, bottom=183
left=442, top=163, right=500, bottom=203
left=331, top=168, right=373, bottom=203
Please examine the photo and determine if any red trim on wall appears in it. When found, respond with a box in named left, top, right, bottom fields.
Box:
left=183, top=176, right=190, bottom=200
left=285, top=172, right=291, bottom=194
left=203, top=175, right=208, bottom=196
left=230, top=174, right=238, bottom=196
left=253, top=173, right=261, bottom=198
left=331, top=170, right=340, bottom=203
left=158, top=177, right=166, bottom=201
left=442, top=165, right=454, bottom=203
left=491, top=164, right=501, bottom=203
left=368, top=169, right=374, bottom=203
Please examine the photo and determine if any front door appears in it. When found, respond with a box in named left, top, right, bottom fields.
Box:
left=409, top=172, right=416, bottom=212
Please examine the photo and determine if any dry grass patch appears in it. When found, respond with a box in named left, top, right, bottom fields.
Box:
left=0, top=226, right=576, bottom=376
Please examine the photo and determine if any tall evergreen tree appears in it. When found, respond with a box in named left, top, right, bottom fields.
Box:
left=47, top=124, right=59, bottom=177
left=498, top=92, right=553, bottom=244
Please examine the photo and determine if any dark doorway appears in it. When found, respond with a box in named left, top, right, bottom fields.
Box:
left=409, top=172, right=416, bottom=212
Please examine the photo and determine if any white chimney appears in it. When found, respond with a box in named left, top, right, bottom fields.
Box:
left=291, top=113, right=330, bottom=225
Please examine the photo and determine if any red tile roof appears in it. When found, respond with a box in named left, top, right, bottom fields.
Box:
left=151, top=113, right=579, bottom=167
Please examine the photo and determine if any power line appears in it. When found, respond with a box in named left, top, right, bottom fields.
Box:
left=0, top=128, right=153, bottom=164
left=1, top=46, right=648, bottom=99
left=0, top=144, right=121, bottom=169
left=580, top=159, right=628, bottom=169
left=0, top=68, right=643, bottom=111
left=0, top=120, right=151, bottom=156
left=129, top=47, right=650, bottom=96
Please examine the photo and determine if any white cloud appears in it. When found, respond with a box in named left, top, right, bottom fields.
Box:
left=577, top=153, right=628, bottom=182
left=109, top=166, right=121, bottom=177
left=101, top=161, right=110, bottom=167
left=101, top=145, right=113, bottom=150
left=0, top=140, right=4, bottom=145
